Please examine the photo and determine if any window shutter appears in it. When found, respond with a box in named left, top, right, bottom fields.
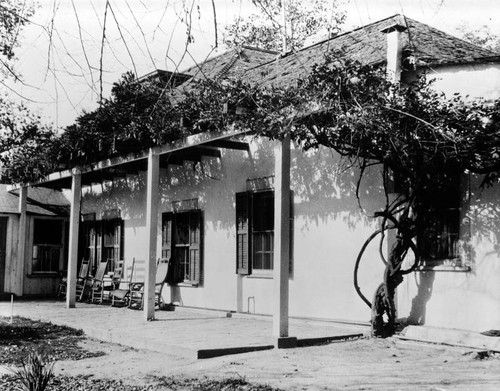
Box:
left=95, top=223, right=102, bottom=272
left=188, top=210, right=203, bottom=285
left=118, top=219, right=124, bottom=263
left=236, top=192, right=252, bottom=275
left=161, top=212, right=173, bottom=261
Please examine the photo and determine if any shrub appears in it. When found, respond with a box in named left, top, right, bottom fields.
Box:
left=12, top=352, right=54, bottom=391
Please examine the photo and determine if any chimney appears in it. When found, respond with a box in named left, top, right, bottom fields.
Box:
left=380, top=18, right=407, bottom=83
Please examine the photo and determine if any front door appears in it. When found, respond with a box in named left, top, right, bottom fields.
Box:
left=0, top=217, right=7, bottom=293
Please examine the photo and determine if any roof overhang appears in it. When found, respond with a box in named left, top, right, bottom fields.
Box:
left=8, top=129, right=251, bottom=191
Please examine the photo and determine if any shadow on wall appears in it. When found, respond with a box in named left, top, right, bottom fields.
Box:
left=402, top=174, right=500, bottom=326
left=81, top=175, right=148, bottom=223
left=466, top=175, right=500, bottom=262
left=291, top=145, right=386, bottom=232
left=81, top=139, right=388, bottom=233
left=406, top=271, right=435, bottom=325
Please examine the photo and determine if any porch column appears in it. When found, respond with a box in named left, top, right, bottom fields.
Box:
left=15, top=186, right=28, bottom=296
left=144, top=148, right=159, bottom=321
left=273, top=134, right=293, bottom=345
left=66, top=169, right=81, bottom=308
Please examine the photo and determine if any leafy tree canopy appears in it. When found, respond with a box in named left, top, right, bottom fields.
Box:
left=223, top=0, right=346, bottom=51
left=0, top=0, right=35, bottom=78
left=456, top=23, right=500, bottom=53
left=0, top=95, right=55, bottom=183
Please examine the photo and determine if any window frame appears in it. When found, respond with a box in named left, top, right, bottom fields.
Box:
left=416, top=168, right=470, bottom=272
left=80, top=216, right=124, bottom=274
left=31, top=218, right=65, bottom=274
left=161, top=209, right=203, bottom=286
left=236, top=189, right=294, bottom=278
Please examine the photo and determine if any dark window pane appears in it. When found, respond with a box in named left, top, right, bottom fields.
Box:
left=253, top=192, right=274, bottom=231
left=34, top=220, right=62, bottom=245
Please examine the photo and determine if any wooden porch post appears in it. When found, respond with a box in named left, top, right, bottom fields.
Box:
left=144, top=148, right=159, bottom=321
left=16, top=186, right=28, bottom=296
left=273, top=134, right=295, bottom=346
left=66, top=169, right=81, bottom=308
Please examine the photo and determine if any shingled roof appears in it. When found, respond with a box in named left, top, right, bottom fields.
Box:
left=181, top=46, right=277, bottom=80
left=0, top=185, right=69, bottom=216
left=242, top=14, right=500, bottom=88
left=171, top=46, right=277, bottom=100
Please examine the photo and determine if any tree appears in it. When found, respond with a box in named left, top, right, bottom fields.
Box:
left=0, top=95, right=56, bottom=183
left=223, top=0, right=346, bottom=51
left=50, top=71, right=222, bottom=169
left=181, top=56, right=500, bottom=336
left=0, top=1, right=56, bottom=185
left=456, top=23, right=500, bottom=53
left=0, top=0, right=35, bottom=79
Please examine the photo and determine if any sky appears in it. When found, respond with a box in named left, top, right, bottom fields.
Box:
left=2, top=0, right=500, bottom=129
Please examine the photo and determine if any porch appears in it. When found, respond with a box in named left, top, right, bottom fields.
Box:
left=0, top=300, right=368, bottom=359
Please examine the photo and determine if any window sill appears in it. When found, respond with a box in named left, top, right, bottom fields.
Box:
left=416, top=259, right=471, bottom=272
left=247, top=271, right=273, bottom=279
left=176, top=282, right=199, bottom=288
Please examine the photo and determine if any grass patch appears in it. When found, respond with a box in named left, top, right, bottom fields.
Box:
left=0, top=316, right=104, bottom=365
left=0, top=375, right=281, bottom=390
left=0, top=316, right=280, bottom=390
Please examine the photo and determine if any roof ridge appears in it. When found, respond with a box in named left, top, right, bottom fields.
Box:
left=299, top=14, right=407, bottom=53
left=179, top=48, right=240, bottom=74
left=240, top=45, right=278, bottom=55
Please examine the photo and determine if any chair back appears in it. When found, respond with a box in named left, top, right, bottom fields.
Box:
left=94, top=259, right=109, bottom=282
left=112, top=260, right=124, bottom=280
left=156, top=259, right=169, bottom=285
left=78, top=259, right=90, bottom=279
left=131, top=259, right=146, bottom=284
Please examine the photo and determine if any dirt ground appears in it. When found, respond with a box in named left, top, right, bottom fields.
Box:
left=35, top=336, right=500, bottom=390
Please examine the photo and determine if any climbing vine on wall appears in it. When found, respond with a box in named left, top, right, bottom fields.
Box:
left=3, top=54, right=500, bottom=336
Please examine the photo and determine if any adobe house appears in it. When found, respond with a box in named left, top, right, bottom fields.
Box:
left=7, top=15, right=500, bottom=341
left=0, top=184, right=69, bottom=299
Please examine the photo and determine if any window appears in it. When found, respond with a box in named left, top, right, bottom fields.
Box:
left=417, top=164, right=463, bottom=268
left=162, top=210, right=203, bottom=285
left=236, top=190, right=275, bottom=275
left=81, top=216, right=123, bottom=273
left=32, top=219, right=64, bottom=273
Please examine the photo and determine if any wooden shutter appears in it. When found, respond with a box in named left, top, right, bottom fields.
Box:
left=161, top=212, right=173, bottom=260
left=236, top=192, right=252, bottom=275
left=188, top=210, right=203, bottom=285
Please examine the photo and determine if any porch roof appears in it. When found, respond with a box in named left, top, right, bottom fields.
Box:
left=10, top=129, right=250, bottom=190
left=0, top=184, right=69, bottom=216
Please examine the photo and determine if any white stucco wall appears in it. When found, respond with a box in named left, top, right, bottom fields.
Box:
left=393, top=63, right=500, bottom=332
left=397, top=175, right=500, bottom=332
left=425, top=63, right=500, bottom=102
left=74, top=62, right=500, bottom=331
left=81, top=138, right=387, bottom=323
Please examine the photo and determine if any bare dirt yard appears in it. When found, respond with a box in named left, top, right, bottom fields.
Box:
left=2, top=316, right=500, bottom=390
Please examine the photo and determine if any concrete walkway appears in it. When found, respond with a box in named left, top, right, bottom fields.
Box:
left=0, top=300, right=369, bottom=359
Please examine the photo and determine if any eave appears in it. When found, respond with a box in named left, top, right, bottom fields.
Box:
left=8, top=129, right=251, bottom=191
